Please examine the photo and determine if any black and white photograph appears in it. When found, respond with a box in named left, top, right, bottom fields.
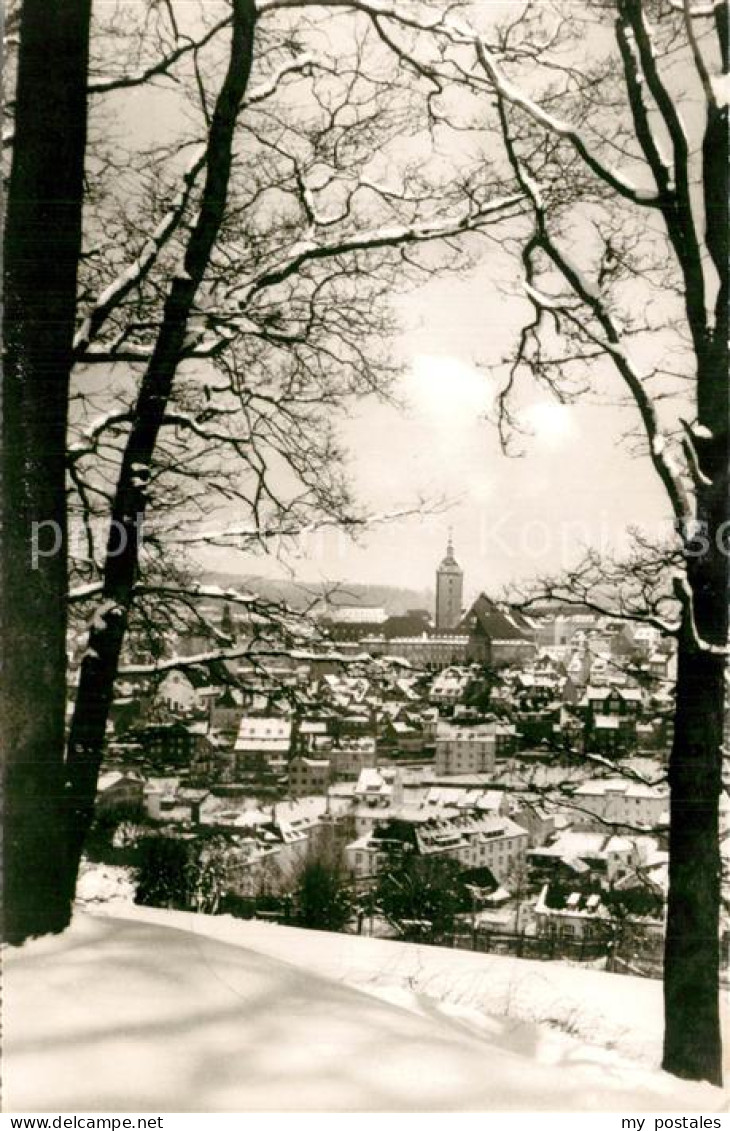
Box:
left=2, top=0, right=729, bottom=1116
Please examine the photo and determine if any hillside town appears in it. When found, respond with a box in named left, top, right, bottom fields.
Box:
left=79, top=538, right=727, bottom=977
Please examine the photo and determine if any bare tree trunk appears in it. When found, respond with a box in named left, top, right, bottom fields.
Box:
left=663, top=75, right=728, bottom=1083
left=663, top=355, right=728, bottom=1086
left=663, top=638, right=726, bottom=1084
left=2, top=0, right=91, bottom=943
left=63, top=0, right=258, bottom=895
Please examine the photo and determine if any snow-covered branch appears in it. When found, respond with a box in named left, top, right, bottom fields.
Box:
left=682, top=0, right=717, bottom=105
left=672, top=574, right=730, bottom=656
left=244, top=53, right=326, bottom=106
left=240, top=192, right=525, bottom=304
left=494, top=81, right=692, bottom=527
left=88, top=17, right=231, bottom=94
left=69, top=582, right=104, bottom=603
left=73, top=149, right=207, bottom=358
left=256, top=0, right=474, bottom=46
left=68, top=410, right=133, bottom=460
left=175, top=500, right=448, bottom=547
left=117, top=643, right=360, bottom=677
left=474, top=39, right=661, bottom=207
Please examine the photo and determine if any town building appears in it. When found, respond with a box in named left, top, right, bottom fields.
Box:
left=233, top=716, right=293, bottom=784
left=434, top=720, right=498, bottom=775
left=534, top=885, right=612, bottom=942
left=458, top=593, right=536, bottom=667
left=288, top=755, right=332, bottom=797
left=578, top=685, right=644, bottom=755
left=209, top=687, right=244, bottom=736
left=570, top=777, right=669, bottom=829
left=95, top=770, right=145, bottom=815
left=346, top=810, right=528, bottom=883
left=157, top=667, right=223, bottom=714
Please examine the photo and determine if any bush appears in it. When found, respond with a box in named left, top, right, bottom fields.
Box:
left=292, top=858, right=354, bottom=932
left=135, top=836, right=191, bottom=909
left=134, top=834, right=230, bottom=914
left=375, top=852, right=472, bottom=939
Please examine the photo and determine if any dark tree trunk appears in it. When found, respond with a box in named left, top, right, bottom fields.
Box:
left=62, top=0, right=258, bottom=896
left=661, top=7, right=728, bottom=1082
left=663, top=636, right=726, bottom=1085
left=662, top=87, right=729, bottom=1086
left=2, top=0, right=91, bottom=943
left=662, top=404, right=728, bottom=1088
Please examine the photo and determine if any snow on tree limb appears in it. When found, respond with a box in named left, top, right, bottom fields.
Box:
left=74, top=150, right=207, bottom=358
left=88, top=17, right=232, bottom=94
left=176, top=500, right=448, bottom=547
left=118, top=643, right=358, bottom=677
left=667, top=0, right=725, bottom=14
left=682, top=0, right=718, bottom=105
left=473, top=39, right=661, bottom=207
left=256, top=0, right=470, bottom=42
left=618, top=1, right=710, bottom=355
left=69, top=582, right=104, bottom=603
left=493, top=78, right=693, bottom=528
left=244, top=53, right=326, bottom=106
left=672, top=574, right=730, bottom=656
left=240, top=192, right=525, bottom=305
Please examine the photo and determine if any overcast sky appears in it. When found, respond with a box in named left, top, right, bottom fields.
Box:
left=106, top=4, right=690, bottom=604
left=203, top=252, right=672, bottom=600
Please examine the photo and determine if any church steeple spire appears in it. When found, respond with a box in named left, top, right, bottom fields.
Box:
left=439, top=528, right=458, bottom=570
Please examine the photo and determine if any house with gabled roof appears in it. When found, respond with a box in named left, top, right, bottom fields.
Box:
left=459, top=593, right=536, bottom=667
left=233, top=716, right=293, bottom=784
left=534, top=884, right=612, bottom=942
left=528, top=829, right=639, bottom=886
left=95, top=770, right=145, bottom=814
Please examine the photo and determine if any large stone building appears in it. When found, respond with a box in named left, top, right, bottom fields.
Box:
left=435, top=535, right=464, bottom=631
left=459, top=593, right=536, bottom=666
left=346, top=809, right=528, bottom=883
left=375, top=634, right=469, bottom=670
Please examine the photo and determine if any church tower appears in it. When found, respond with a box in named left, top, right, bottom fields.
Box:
left=435, top=533, right=464, bottom=631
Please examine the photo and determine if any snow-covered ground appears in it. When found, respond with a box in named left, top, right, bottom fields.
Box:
left=75, top=861, right=136, bottom=905
left=3, top=907, right=727, bottom=1112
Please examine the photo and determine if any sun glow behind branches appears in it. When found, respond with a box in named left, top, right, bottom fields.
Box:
left=405, top=354, right=493, bottom=424
left=405, top=355, right=574, bottom=450
left=521, top=401, right=576, bottom=449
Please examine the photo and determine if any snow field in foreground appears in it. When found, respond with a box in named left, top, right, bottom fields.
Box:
left=2, top=910, right=726, bottom=1112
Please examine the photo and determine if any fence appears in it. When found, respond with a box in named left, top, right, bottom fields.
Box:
left=432, top=926, right=730, bottom=985
left=432, top=924, right=671, bottom=977
left=216, top=894, right=728, bottom=985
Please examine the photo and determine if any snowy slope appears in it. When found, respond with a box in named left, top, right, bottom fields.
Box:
left=109, top=904, right=730, bottom=1072
left=2, top=911, right=725, bottom=1112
